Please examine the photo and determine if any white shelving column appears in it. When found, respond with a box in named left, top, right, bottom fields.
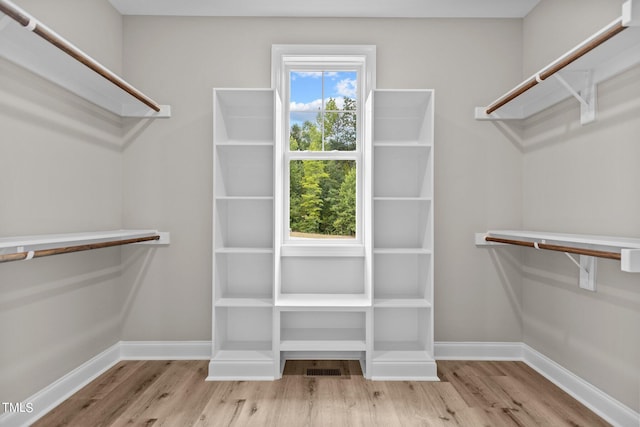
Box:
left=209, top=89, right=276, bottom=380
left=370, top=90, right=437, bottom=380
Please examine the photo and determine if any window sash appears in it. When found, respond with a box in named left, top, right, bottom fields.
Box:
left=285, top=68, right=362, bottom=244
left=273, top=45, right=375, bottom=247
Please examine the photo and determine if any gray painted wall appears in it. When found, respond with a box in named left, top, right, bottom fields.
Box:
left=0, top=0, right=124, bottom=404
left=521, top=0, right=639, bottom=412
left=119, top=16, right=524, bottom=343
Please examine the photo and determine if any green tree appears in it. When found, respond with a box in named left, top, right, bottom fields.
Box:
left=325, top=97, right=356, bottom=151
left=298, top=137, right=328, bottom=233
left=332, top=166, right=357, bottom=236
left=289, top=97, right=357, bottom=237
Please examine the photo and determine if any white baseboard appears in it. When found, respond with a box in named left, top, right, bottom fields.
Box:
left=0, top=342, right=121, bottom=427
left=120, top=340, right=211, bottom=360
left=3, top=341, right=637, bottom=427
left=435, top=341, right=639, bottom=427
left=522, top=344, right=639, bottom=427
left=435, top=341, right=523, bottom=360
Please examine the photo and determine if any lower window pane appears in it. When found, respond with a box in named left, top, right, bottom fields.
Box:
left=289, top=160, right=356, bottom=239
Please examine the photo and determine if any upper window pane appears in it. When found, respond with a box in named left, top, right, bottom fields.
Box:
left=289, top=71, right=357, bottom=152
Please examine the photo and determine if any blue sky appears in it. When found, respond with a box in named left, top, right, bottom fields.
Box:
left=289, top=71, right=357, bottom=116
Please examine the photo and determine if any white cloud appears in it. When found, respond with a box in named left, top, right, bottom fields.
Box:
left=290, top=98, right=323, bottom=112
left=290, top=71, right=339, bottom=80
left=291, top=71, right=322, bottom=80
left=335, top=78, right=357, bottom=98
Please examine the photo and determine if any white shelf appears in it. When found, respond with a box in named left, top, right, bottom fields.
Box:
left=215, top=198, right=273, bottom=249
left=374, top=307, right=431, bottom=352
left=280, top=328, right=366, bottom=351
left=213, top=345, right=273, bottom=361
left=214, top=307, right=272, bottom=357
left=481, top=230, right=640, bottom=249
left=374, top=251, right=431, bottom=301
left=215, top=141, right=274, bottom=147
left=280, top=244, right=365, bottom=257
left=0, top=3, right=170, bottom=118
left=276, top=293, right=370, bottom=307
left=374, top=199, right=432, bottom=249
left=373, top=90, right=434, bottom=143
left=373, top=248, right=432, bottom=255
left=215, top=251, right=273, bottom=301
left=213, top=89, right=274, bottom=144
left=373, top=142, right=432, bottom=147
left=373, top=347, right=433, bottom=361
left=0, top=229, right=167, bottom=256
left=475, top=1, right=640, bottom=124
left=374, top=196, right=432, bottom=201
left=215, top=298, right=273, bottom=308
left=280, top=310, right=366, bottom=351
left=374, top=145, right=432, bottom=198
left=215, top=248, right=274, bottom=254
left=214, top=144, right=274, bottom=197
left=477, top=230, right=640, bottom=273
left=374, top=298, right=431, bottom=308
left=215, top=196, right=274, bottom=201
left=280, top=256, right=366, bottom=295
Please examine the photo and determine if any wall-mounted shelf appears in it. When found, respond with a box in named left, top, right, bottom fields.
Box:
left=0, top=229, right=170, bottom=263
left=476, top=230, right=640, bottom=290
left=475, top=0, right=640, bottom=125
left=0, top=0, right=170, bottom=118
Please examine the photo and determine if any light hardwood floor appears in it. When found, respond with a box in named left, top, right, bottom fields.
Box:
left=34, top=360, right=610, bottom=426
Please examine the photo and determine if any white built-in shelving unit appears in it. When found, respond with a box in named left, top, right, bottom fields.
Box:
left=210, top=87, right=435, bottom=381
left=210, top=89, right=277, bottom=379
left=370, top=89, right=436, bottom=380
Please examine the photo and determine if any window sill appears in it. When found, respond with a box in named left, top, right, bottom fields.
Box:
left=280, top=244, right=365, bottom=257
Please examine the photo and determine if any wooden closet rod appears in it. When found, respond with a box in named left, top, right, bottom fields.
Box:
left=484, top=236, right=622, bottom=261
left=485, top=18, right=627, bottom=115
left=0, top=0, right=162, bottom=112
left=0, top=235, right=160, bottom=263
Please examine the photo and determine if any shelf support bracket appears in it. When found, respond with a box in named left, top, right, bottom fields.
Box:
left=564, top=253, right=597, bottom=291
left=553, top=72, right=596, bottom=125
left=622, top=0, right=640, bottom=26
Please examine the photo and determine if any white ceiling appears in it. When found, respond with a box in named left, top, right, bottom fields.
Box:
left=108, top=0, right=540, bottom=18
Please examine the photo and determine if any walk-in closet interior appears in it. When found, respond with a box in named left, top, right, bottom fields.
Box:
left=1, top=0, right=638, bottom=425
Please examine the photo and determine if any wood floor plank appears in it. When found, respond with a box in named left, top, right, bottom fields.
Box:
left=32, top=360, right=170, bottom=427
left=111, top=360, right=215, bottom=427
left=33, top=360, right=612, bottom=427
left=192, top=380, right=246, bottom=427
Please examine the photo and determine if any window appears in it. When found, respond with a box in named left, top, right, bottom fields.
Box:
left=289, top=71, right=358, bottom=240
left=272, top=45, right=375, bottom=247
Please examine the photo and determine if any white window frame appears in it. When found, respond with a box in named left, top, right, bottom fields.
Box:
left=272, top=45, right=375, bottom=251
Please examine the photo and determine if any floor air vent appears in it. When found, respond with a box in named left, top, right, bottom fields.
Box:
left=306, top=368, right=342, bottom=377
